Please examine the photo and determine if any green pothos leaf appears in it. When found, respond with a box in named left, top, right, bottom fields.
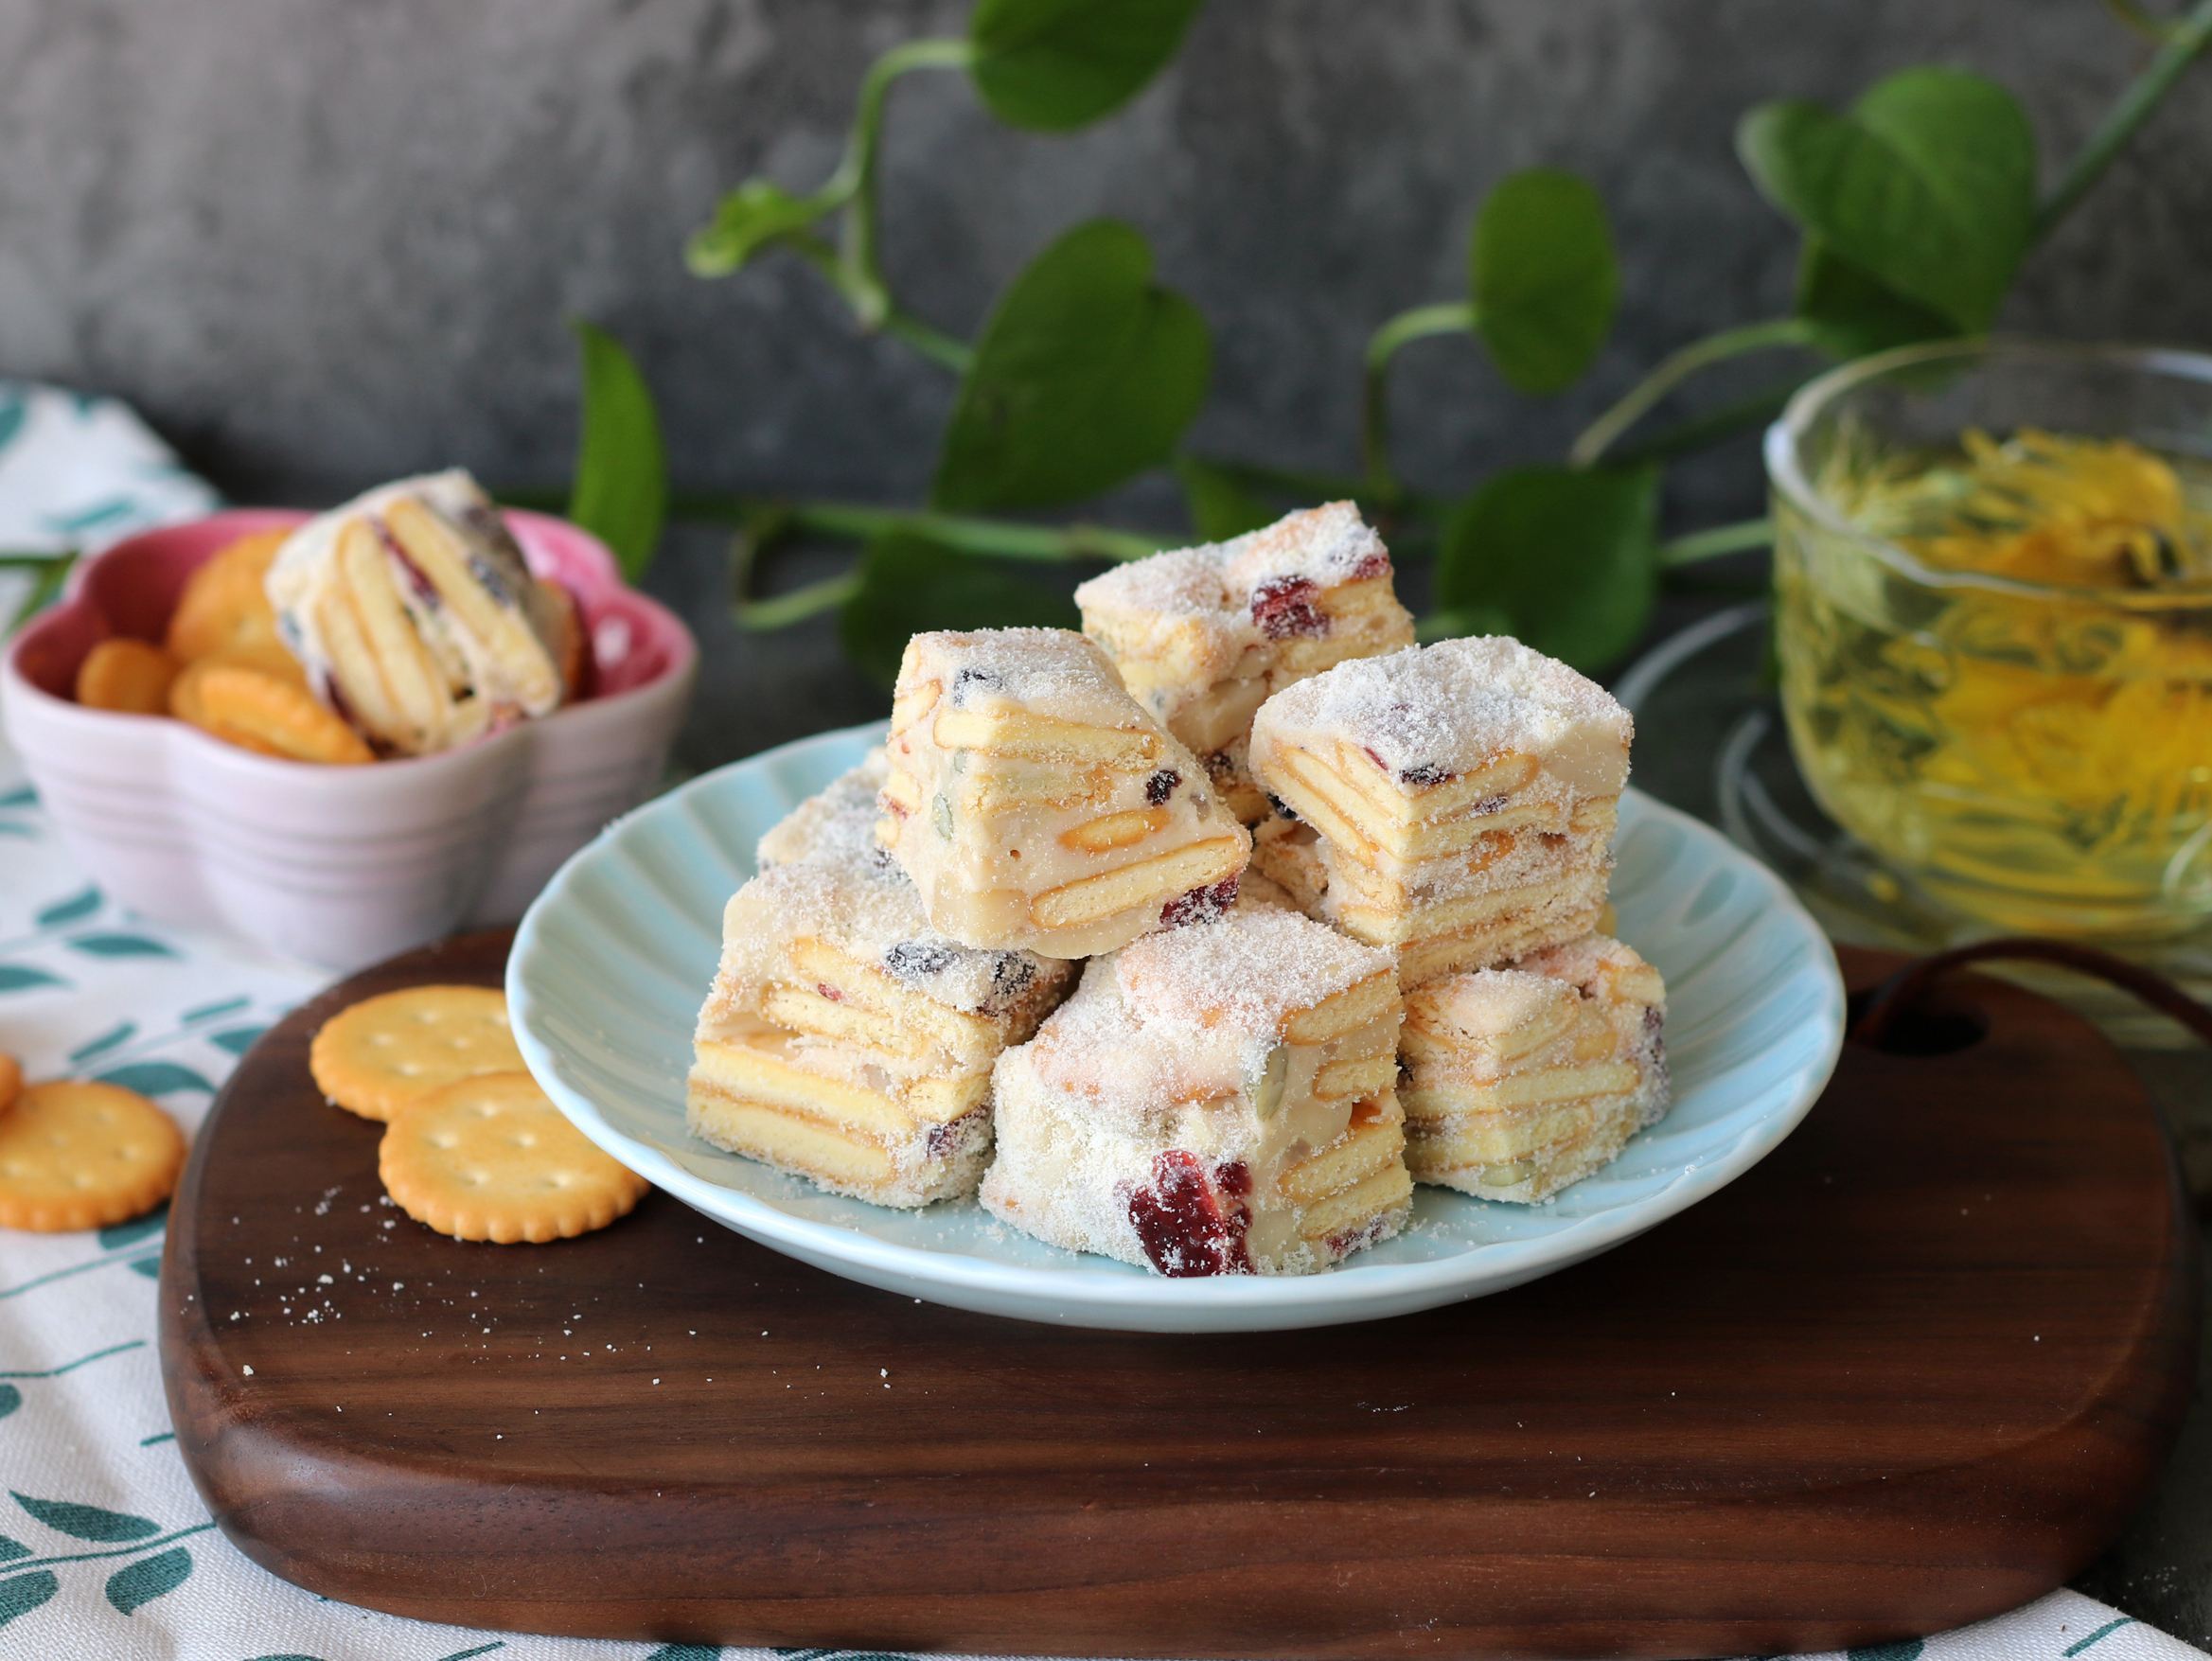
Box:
left=969, top=0, right=1204, bottom=132
left=1437, top=465, right=1660, bottom=671
left=1174, top=456, right=1276, bottom=542
left=933, top=221, right=1210, bottom=512
left=839, top=532, right=1079, bottom=687
left=1469, top=168, right=1619, bottom=395
left=1739, top=67, right=2034, bottom=335
left=567, top=319, right=669, bottom=584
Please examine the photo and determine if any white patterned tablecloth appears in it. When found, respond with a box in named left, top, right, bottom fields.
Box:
left=0, top=379, right=2199, bottom=1660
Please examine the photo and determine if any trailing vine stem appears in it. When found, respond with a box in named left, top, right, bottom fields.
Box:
left=1359, top=302, right=1478, bottom=501
left=2038, top=0, right=2212, bottom=241
left=1569, top=319, right=1813, bottom=468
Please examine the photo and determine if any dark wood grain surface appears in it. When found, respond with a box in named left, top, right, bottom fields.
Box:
left=158, top=931, right=2197, bottom=1657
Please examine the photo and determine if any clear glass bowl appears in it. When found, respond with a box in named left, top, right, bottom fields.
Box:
left=1765, top=339, right=2212, bottom=940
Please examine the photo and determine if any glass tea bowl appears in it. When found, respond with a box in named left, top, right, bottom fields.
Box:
left=1765, top=339, right=2212, bottom=941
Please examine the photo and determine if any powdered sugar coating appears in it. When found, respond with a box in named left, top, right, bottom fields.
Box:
left=1112, top=907, right=1390, bottom=1039
left=982, top=910, right=1411, bottom=1276
left=1076, top=502, right=1389, bottom=623
left=756, top=750, right=890, bottom=869
left=1416, top=967, right=1565, bottom=1039
left=880, top=627, right=1251, bottom=958
left=708, top=758, right=1059, bottom=1023
left=905, top=627, right=1141, bottom=720
left=1254, top=636, right=1632, bottom=789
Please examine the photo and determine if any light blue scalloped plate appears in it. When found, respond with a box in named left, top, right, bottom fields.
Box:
left=509, top=721, right=1845, bottom=1332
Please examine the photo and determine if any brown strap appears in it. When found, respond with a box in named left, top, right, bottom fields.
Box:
left=1851, top=937, right=2212, bottom=1051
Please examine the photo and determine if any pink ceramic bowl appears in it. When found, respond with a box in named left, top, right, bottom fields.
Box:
left=2, top=508, right=699, bottom=970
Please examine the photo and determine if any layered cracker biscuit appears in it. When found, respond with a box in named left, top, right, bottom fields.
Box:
left=1248, top=636, right=1630, bottom=983
left=1076, top=503, right=1415, bottom=821
left=1399, top=933, right=1667, bottom=1203
left=266, top=469, right=575, bottom=755
left=690, top=755, right=1075, bottom=1208
left=877, top=628, right=1251, bottom=959
left=982, top=906, right=1413, bottom=1276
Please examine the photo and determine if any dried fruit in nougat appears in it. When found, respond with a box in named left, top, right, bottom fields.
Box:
left=982, top=905, right=1412, bottom=1276
left=877, top=627, right=1250, bottom=960
left=1399, top=933, right=1668, bottom=1203
left=265, top=469, right=570, bottom=756
left=1076, top=503, right=1414, bottom=822
left=690, top=754, right=1073, bottom=1208
left=1249, top=635, right=1629, bottom=985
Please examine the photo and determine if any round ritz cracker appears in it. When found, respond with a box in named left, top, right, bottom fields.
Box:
left=168, top=655, right=373, bottom=765
left=0, top=1081, right=185, bottom=1232
left=310, top=984, right=524, bottom=1122
left=166, top=528, right=290, bottom=663
left=76, top=638, right=182, bottom=715
left=380, top=1070, right=648, bottom=1244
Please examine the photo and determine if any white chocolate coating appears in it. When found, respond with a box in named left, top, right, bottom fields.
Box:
left=878, top=628, right=1251, bottom=959
left=1399, top=933, right=1668, bottom=1203
left=982, top=907, right=1410, bottom=1276
left=1077, top=503, right=1414, bottom=820
left=1248, top=636, right=1630, bottom=981
left=267, top=469, right=568, bottom=754
left=689, top=756, right=1074, bottom=1208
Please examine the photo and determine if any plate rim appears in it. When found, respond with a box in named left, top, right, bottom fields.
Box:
left=509, top=719, right=1847, bottom=1319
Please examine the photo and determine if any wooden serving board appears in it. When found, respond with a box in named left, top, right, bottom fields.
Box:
left=160, top=932, right=2196, bottom=1658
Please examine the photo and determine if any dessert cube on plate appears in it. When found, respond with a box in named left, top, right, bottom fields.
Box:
left=1249, top=636, right=1630, bottom=985
left=982, top=906, right=1413, bottom=1276
left=1399, top=934, right=1668, bottom=1203
left=878, top=628, right=1251, bottom=959
left=689, top=754, right=1075, bottom=1207
left=266, top=468, right=575, bottom=755
left=1076, top=503, right=1415, bottom=822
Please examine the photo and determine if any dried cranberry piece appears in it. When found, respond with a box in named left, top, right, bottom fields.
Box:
left=1143, top=768, right=1179, bottom=805
left=1249, top=576, right=1327, bottom=640
left=983, top=954, right=1036, bottom=1013
left=1398, top=763, right=1455, bottom=787
left=1159, top=875, right=1239, bottom=928
left=815, top=981, right=843, bottom=1003
left=950, top=666, right=1001, bottom=704
left=376, top=524, right=442, bottom=608
left=1212, top=1159, right=1251, bottom=1198
left=1348, top=551, right=1390, bottom=581
left=467, top=553, right=513, bottom=607
left=884, top=941, right=958, bottom=981
left=927, top=1107, right=985, bottom=1156
left=1466, top=793, right=1509, bottom=816
left=1266, top=793, right=1299, bottom=822
left=1325, top=1213, right=1389, bottom=1258
left=318, top=673, right=359, bottom=730
left=1125, top=1150, right=1252, bottom=1277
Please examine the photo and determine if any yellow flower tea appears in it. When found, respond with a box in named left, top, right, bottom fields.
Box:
left=1775, top=426, right=2212, bottom=937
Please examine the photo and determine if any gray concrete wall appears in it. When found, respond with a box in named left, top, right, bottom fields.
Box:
left=5, top=1, right=2208, bottom=760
